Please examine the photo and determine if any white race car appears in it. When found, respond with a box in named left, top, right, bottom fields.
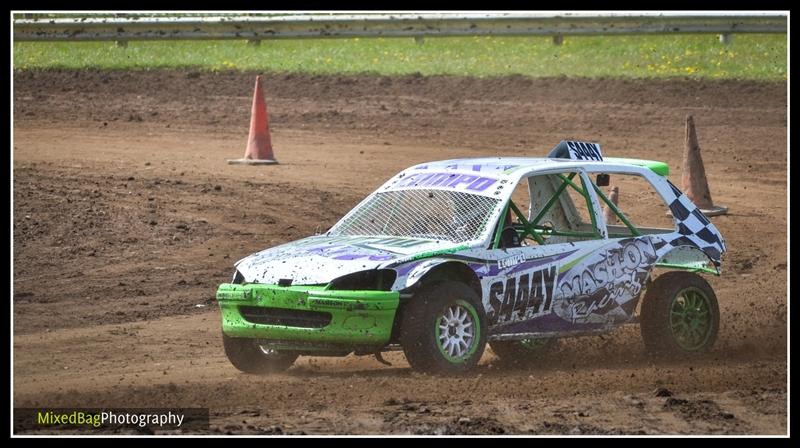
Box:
left=216, top=140, right=726, bottom=374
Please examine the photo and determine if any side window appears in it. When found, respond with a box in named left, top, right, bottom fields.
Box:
left=504, top=178, right=536, bottom=246
left=510, top=172, right=602, bottom=245
left=562, top=175, right=596, bottom=229
left=509, top=177, right=531, bottom=222
left=589, top=172, right=677, bottom=237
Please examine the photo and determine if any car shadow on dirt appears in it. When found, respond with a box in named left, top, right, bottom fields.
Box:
left=286, top=345, right=781, bottom=379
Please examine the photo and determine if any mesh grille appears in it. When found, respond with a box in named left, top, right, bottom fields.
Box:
left=239, top=306, right=332, bottom=328
left=330, top=189, right=499, bottom=243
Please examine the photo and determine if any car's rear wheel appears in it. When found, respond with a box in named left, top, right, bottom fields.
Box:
left=489, top=337, right=558, bottom=366
left=640, top=271, right=719, bottom=357
left=400, top=281, right=487, bottom=375
left=222, top=334, right=298, bottom=374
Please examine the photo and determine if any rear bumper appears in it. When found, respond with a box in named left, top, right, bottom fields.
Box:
left=215, top=283, right=400, bottom=348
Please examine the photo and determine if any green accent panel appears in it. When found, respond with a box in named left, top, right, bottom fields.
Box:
left=603, top=158, right=670, bottom=176
left=559, top=252, right=591, bottom=273
left=655, top=262, right=720, bottom=276
left=216, top=283, right=399, bottom=344
left=408, top=244, right=469, bottom=261
left=342, top=315, right=378, bottom=330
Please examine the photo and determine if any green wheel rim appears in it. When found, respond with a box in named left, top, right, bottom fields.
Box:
left=434, top=299, right=481, bottom=364
left=669, top=287, right=713, bottom=351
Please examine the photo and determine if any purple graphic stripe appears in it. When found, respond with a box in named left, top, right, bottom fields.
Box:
left=393, top=260, right=425, bottom=276
left=496, top=313, right=605, bottom=333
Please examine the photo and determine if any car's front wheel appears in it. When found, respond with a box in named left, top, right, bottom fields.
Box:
left=400, top=281, right=487, bottom=375
left=222, top=334, right=298, bottom=374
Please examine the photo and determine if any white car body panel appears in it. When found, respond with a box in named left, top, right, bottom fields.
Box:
left=233, top=143, right=726, bottom=338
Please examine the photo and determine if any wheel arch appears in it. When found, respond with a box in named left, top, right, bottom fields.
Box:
left=390, top=260, right=482, bottom=343
left=402, top=259, right=482, bottom=297
left=653, top=244, right=721, bottom=276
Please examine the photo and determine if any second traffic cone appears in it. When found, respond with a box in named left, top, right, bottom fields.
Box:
left=228, top=75, right=278, bottom=165
left=681, top=115, right=727, bottom=216
left=603, top=186, right=619, bottom=225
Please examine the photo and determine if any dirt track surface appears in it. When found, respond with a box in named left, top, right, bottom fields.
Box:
left=13, top=70, right=787, bottom=435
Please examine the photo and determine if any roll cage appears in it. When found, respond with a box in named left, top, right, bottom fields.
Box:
left=487, top=163, right=718, bottom=275
left=491, top=169, right=644, bottom=249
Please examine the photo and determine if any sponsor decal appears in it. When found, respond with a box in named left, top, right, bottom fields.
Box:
left=308, top=298, right=347, bottom=309
left=488, top=264, right=559, bottom=325
left=566, top=141, right=603, bottom=161
left=558, top=238, right=656, bottom=323
left=392, top=172, right=498, bottom=192
left=497, top=253, right=526, bottom=269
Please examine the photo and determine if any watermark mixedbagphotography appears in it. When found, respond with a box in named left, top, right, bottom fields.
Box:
left=14, top=408, right=209, bottom=433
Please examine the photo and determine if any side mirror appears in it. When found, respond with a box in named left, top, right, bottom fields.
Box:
left=596, top=174, right=610, bottom=187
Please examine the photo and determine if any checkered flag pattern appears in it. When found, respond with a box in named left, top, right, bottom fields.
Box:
left=664, top=180, right=726, bottom=263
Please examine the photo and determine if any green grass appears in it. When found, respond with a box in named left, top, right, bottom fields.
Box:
left=14, top=34, right=787, bottom=80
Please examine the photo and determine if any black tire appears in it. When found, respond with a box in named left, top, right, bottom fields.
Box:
left=222, top=334, right=298, bottom=374
left=489, top=338, right=558, bottom=366
left=640, top=271, right=720, bottom=357
left=400, top=281, right=487, bottom=375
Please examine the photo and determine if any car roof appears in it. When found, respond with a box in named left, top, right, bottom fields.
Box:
left=406, top=156, right=669, bottom=179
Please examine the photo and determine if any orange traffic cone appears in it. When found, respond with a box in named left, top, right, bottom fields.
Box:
left=227, top=75, right=278, bottom=165
left=681, top=116, right=727, bottom=216
left=603, top=186, right=619, bottom=225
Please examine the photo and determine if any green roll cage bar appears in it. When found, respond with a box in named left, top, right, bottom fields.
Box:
left=491, top=171, right=641, bottom=249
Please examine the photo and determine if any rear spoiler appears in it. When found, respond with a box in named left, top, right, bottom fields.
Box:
left=603, top=158, right=670, bottom=176
left=547, top=140, right=669, bottom=176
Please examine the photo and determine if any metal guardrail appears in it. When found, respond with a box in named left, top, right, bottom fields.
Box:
left=13, top=13, right=787, bottom=44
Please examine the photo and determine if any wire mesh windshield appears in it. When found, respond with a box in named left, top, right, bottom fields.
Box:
left=330, top=189, right=500, bottom=243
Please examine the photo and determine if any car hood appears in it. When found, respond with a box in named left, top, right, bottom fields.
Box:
left=234, top=235, right=461, bottom=285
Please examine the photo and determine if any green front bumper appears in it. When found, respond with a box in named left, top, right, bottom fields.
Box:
left=215, top=283, right=400, bottom=348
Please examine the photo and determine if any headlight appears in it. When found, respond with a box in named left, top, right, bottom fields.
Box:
left=232, top=270, right=245, bottom=284
left=327, top=269, right=397, bottom=291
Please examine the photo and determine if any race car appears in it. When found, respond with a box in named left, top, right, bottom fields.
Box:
left=215, top=140, right=726, bottom=374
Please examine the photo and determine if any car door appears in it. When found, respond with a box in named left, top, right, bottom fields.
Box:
left=486, top=169, right=619, bottom=334
left=553, top=168, right=675, bottom=332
